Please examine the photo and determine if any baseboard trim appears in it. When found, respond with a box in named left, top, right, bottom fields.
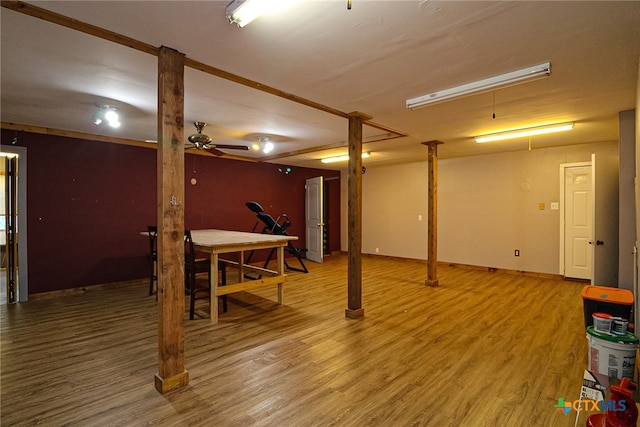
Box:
left=29, top=278, right=146, bottom=301
left=340, top=251, right=565, bottom=281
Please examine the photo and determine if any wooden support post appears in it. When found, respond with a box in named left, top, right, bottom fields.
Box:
left=155, top=46, right=188, bottom=394
left=422, top=140, right=444, bottom=287
left=345, top=112, right=372, bottom=319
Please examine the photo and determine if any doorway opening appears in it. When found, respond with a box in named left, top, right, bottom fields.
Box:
left=559, top=153, right=619, bottom=285
left=1, top=145, right=28, bottom=304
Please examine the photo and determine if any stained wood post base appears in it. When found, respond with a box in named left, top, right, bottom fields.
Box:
left=425, top=279, right=439, bottom=287
left=154, top=370, right=189, bottom=394
left=345, top=307, right=365, bottom=319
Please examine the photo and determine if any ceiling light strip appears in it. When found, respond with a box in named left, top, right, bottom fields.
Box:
left=474, top=122, right=574, bottom=143
left=321, top=152, right=370, bottom=164
left=406, top=62, right=551, bottom=110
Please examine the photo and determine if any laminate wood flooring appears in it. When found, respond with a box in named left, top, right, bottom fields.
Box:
left=1, top=255, right=599, bottom=426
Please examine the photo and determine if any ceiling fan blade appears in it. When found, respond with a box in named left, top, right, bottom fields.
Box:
left=185, top=146, right=217, bottom=157
left=213, top=144, right=250, bottom=151
left=209, top=148, right=225, bottom=156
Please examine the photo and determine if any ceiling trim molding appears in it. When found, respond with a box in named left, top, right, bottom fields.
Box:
left=260, top=128, right=407, bottom=162
left=1, top=121, right=151, bottom=148
left=0, top=121, right=259, bottom=162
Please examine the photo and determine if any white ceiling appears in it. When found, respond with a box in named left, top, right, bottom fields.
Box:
left=1, top=1, right=639, bottom=169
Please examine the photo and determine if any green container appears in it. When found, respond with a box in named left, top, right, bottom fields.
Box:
left=587, top=326, right=639, bottom=345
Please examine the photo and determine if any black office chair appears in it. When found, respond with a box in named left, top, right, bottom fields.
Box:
left=184, top=229, right=227, bottom=319
left=245, top=201, right=309, bottom=273
left=146, top=225, right=158, bottom=296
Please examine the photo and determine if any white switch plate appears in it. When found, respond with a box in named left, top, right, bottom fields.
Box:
left=550, top=202, right=559, bottom=210
left=418, top=214, right=422, bottom=221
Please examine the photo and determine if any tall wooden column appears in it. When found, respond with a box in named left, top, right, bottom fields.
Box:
left=155, top=46, right=188, bottom=394
left=345, top=111, right=371, bottom=319
left=422, top=140, right=443, bottom=287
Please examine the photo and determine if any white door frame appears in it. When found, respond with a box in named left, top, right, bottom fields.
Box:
left=1, top=145, right=28, bottom=302
left=559, top=160, right=591, bottom=278
left=305, top=176, right=324, bottom=263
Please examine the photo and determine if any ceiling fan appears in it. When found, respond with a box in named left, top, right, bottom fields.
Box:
left=186, top=122, right=249, bottom=156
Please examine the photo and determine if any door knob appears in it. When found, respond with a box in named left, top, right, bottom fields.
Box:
left=596, top=240, right=604, bottom=246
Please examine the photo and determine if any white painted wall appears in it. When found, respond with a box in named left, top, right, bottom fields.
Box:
left=341, top=141, right=618, bottom=275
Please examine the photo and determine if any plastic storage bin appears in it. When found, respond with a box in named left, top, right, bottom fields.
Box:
left=582, top=285, right=633, bottom=329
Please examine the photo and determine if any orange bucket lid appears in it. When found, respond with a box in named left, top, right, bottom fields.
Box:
left=581, top=285, right=634, bottom=305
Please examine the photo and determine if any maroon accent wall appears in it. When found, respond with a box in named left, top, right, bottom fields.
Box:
left=2, top=130, right=340, bottom=294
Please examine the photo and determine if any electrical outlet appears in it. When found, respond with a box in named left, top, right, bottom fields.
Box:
left=515, top=250, right=520, bottom=257
left=375, top=248, right=379, bottom=253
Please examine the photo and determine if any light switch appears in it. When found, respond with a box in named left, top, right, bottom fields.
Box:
left=418, top=214, right=422, bottom=221
left=539, top=203, right=545, bottom=210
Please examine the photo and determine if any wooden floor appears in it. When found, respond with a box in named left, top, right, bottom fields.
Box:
left=1, top=254, right=598, bottom=426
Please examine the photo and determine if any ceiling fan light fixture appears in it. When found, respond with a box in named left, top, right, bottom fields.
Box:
left=474, top=122, right=574, bottom=143
left=256, top=136, right=274, bottom=154
left=263, top=141, right=274, bottom=153
left=321, top=152, right=370, bottom=164
left=93, top=104, right=120, bottom=128
left=406, top=62, right=551, bottom=110
left=188, top=122, right=213, bottom=145
left=92, top=113, right=103, bottom=126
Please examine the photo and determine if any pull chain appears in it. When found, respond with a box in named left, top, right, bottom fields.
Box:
left=492, top=91, right=496, bottom=119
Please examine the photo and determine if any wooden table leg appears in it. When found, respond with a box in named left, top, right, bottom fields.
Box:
left=277, top=245, right=284, bottom=305
left=210, top=252, right=219, bottom=324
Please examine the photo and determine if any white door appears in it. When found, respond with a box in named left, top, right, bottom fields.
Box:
left=561, top=154, right=619, bottom=284
left=305, top=176, right=323, bottom=263
left=564, top=165, right=592, bottom=280
left=591, top=153, right=619, bottom=285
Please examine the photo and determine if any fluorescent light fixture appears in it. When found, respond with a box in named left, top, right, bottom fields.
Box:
left=321, top=152, right=370, bottom=164
left=226, top=0, right=298, bottom=28
left=406, top=62, right=551, bottom=110
left=474, top=122, right=574, bottom=143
